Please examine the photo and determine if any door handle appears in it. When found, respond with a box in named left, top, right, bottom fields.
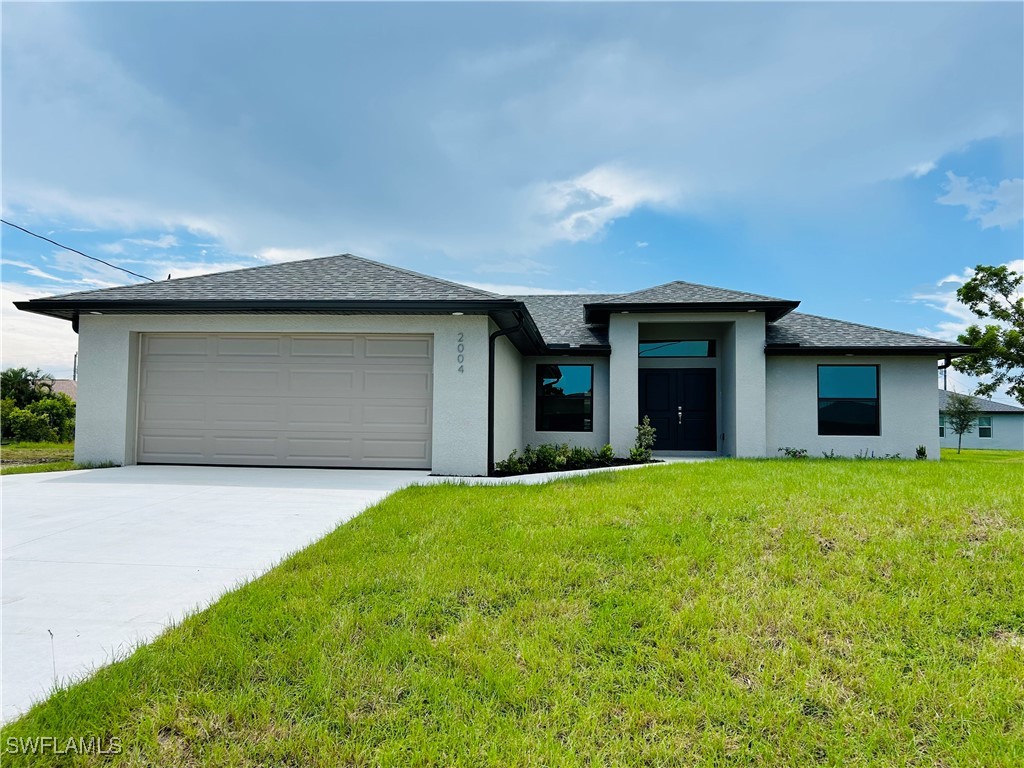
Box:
left=677, top=405, right=682, bottom=425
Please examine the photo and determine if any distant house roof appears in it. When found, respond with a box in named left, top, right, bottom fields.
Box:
left=938, top=390, right=1024, bottom=414
left=14, top=252, right=974, bottom=358
left=50, top=379, right=77, bottom=400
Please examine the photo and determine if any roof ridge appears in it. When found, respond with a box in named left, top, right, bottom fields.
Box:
left=787, top=311, right=954, bottom=343
left=938, top=389, right=1024, bottom=412
left=616, top=278, right=792, bottom=303
left=338, top=252, right=503, bottom=299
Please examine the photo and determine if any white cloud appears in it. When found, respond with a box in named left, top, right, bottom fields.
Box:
left=908, top=161, right=937, bottom=178
left=1, top=284, right=79, bottom=378
left=936, top=173, right=1024, bottom=229
left=536, top=165, right=678, bottom=243
left=2, top=260, right=73, bottom=283
left=635, top=241, right=649, bottom=249
left=255, top=247, right=326, bottom=264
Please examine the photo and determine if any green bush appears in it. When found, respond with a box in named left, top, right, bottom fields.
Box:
left=27, top=394, right=76, bottom=441
left=565, top=446, right=597, bottom=470
left=630, top=416, right=656, bottom=462
left=597, top=444, right=615, bottom=465
left=4, top=407, right=58, bottom=442
left=0, top=398, right=16, bottom=440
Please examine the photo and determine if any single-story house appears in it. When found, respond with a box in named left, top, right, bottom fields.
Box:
left=16, top=254, right=973, bottom=475
left=939, top=390, right=1024, bottom=451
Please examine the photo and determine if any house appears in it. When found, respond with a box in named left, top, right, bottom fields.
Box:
left=938, top=390, right=1024, bottom=451
left=50, top=379, right=78, bottom=400
left=16, top=254, right=973, bottom=475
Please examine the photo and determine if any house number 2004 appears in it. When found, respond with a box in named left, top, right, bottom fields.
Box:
left=456, top=332, right=465, bottom=373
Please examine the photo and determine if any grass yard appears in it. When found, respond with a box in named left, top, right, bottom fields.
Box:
left=3, top=459, right=1022, bottom=766
left=0, top=442, right=119, bottom=475
left=941, top=448, right=1024, bottom=464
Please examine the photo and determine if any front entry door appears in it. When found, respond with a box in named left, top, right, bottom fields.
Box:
left=638, top=369, right=717, bottom=451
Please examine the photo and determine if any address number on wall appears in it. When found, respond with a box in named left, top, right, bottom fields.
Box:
left=456, top=332, right=465, bottom=373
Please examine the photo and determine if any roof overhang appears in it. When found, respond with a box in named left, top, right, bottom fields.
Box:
left=585, top=300, right=800, bottom=324
left=764, top=344, right=975, bottom=357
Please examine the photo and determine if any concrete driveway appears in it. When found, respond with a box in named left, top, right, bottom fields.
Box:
left=1, top=465, right=428, bottom=723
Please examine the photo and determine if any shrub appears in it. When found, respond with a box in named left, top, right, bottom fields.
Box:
left=4, top=407, right=58, bottom=442
left=0, top=398, right=16, bottom=440
left=531, top=443, right=566, bottom=472
left=916, top=445, right=928, bottom=460
left=779, top=447, right=809, bottom=459
left=565, top=445, right=597, bottom=470
left=27, top=393, right=76, bottom=442
left=596, top=444, right=616, bottom=466
left=494, top=449, right=529, bottom=475
left=0, top=367, right=54, bottom=408
left=630, top=416, right=656, bottom=462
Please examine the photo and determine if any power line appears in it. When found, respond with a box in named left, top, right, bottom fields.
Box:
left=1, top=219, right=156, bottom=283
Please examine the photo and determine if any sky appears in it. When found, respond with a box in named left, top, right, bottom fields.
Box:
left=2, top=2, right=1022, bottom=400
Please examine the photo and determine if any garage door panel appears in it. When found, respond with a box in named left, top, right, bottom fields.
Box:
left=362, top=438, right=430, bottom=461
left=138, top=333, right=432, bottom=469
left=363, top=370, right=431, bottom=396
left=362, top=404, right=430, bottom=428
left=290, top=337, right=356, bottom=357
left=144, top=336, right=210, bottom=356
left=364, top=337, right=432, bottom=360
left=143, top=367, right=208, bottom=393
left=216, top=336, right=282, bottom=357
left=140, top=399, right=207, bottom=428
left=288, top=369, right=356, bottom=395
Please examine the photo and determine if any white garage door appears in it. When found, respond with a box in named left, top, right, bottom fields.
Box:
left=137, top=333, right=432, bottom=468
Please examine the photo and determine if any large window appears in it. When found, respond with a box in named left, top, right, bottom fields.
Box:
left=536, top=364, right=593, bottom=432
left=639, top=340, right=716, bottom=358
left=978, top=416, right=992, bottom=438
left=939, top=415, right=945, bottom=438
left=818, top=365, right=880, bottom=436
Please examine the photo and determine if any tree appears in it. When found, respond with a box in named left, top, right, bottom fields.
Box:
left=952, top=264, right=1024, bottom=406
left=944, top=392, right=981, bottom=454
left=0, top=367, right=54, bottom=408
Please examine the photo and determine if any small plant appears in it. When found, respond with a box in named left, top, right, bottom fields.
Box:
left=915, top=445, right=927, bottom=460
left=630, top=416, right=656, bottom=462
left=820, top=449, right=839, bottom=460
left=596, top=444, right=615, bottom=466
left=779, top=447, right=809, bottom=459
left=494, top=449, right=528, bottom=475
left=565, top=446, right=597, bottom=470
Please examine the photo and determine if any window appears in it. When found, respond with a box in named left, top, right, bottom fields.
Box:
left=639, top=340, right=716, bottom=358
left=978, top=415, right=992, bottom=438
left=818, top=365, right=880, bottom=436
left=939, top=415, right=945, bottom=438
left=536, top=364, right=593, bottom=432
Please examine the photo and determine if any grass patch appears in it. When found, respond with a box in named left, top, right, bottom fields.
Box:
left=3, top=460, right=1023, bottom=765
left=0, top=441, right=74, bottom=464
left=0, top=460, right=117, bottom=476
left=942, top=448, right=1024, bottom=464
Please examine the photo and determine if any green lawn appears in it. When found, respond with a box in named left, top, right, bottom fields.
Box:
left=0, top=442, right=118, bottom=475
left=3, top=460, right=1022, bottom=766
left=942, top=447, right=1024, bottom=464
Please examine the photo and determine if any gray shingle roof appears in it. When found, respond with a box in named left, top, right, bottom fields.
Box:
left=766, top=312, right=969, bottom=352
left=938, top=390, right=1024, bottom=413
left=514, top=294, right=615, bottom=347
left=40, top=253, right=503, bottom=303
left=610, top=280, right=795, bottom=305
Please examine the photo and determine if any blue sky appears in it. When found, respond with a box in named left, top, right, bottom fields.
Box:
left=2, top=2, right=1022, bottom=398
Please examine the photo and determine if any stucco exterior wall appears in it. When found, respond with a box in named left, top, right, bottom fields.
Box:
left=940, top=412, right=1024, bottom=451
left=608, top=312, right=767, bottom=457
left=766, top=355, right=940, bottom=459
left=492, top=332, right=523, bottom=462
left=520, top=356, right=610, bottom=451
left=74, top=313, right=491, bottom=476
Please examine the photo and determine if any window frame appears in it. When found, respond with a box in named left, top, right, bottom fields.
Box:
left=939, top=414, right=945, bottom=438
left=535, top=363, right=594, bottom=433
left=638, top=339, right=717, bottom=358
left=978, top=415, right=992, bottom=438
left=816, top=364, right=881, bottom=437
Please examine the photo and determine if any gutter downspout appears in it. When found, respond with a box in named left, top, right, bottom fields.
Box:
left=488, top=312, right=525, bottom=475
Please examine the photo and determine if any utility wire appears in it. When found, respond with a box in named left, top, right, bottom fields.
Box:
left=1, top=219, right=156, bottom=282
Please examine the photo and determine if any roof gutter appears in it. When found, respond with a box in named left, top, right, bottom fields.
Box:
left=488, top=311, right=525, bottom=475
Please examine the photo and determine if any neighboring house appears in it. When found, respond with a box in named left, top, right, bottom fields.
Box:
left=50, top=379, right=77, bottom=400
left=16, top=254, right=972, bottom=475
left=938, top=390, right=1024, bottom=451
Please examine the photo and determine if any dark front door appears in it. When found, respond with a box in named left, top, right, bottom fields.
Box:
left=638, top=368, right=717, bottom=451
